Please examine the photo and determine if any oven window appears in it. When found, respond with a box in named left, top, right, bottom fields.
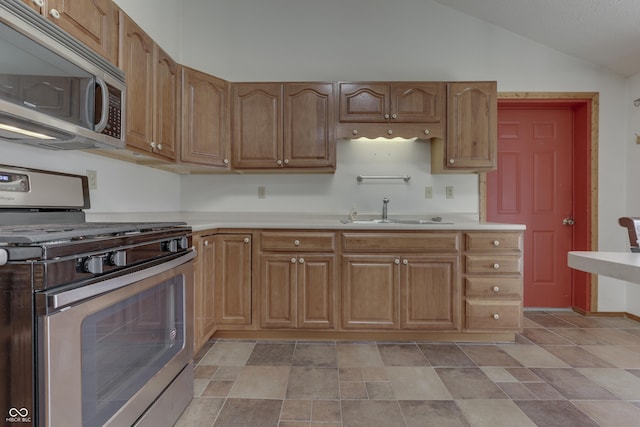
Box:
left=80, top=276, right=184, bottom=426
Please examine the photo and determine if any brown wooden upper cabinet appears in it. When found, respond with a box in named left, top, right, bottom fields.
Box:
left=338, top=82, right=444, bottom=139
left=181, top=66, right=230, bottom=168
left=232, top=82, right=336, bottom=171
left=119, top=11, right=179, bottom=161
left=431, top=81, right=497, bottom=173
left=23, top=0, right=118, bottom=64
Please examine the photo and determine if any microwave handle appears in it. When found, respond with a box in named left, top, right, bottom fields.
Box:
left=94, top=77, right=110, bottom=133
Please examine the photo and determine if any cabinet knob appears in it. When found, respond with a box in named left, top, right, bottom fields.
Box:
left=493, top=263, right=500, bottom=270
left=352, top=129, right=359, bottom=135
left=391, top=113, right=397, bottom=119
left=493, top=240, right=500, bottom=246
left=449, top=159, right=455, bottom=164
left=49, top=8, right=61, bottom=19
left=291, top=257, right=297, bottom=264
left=276, top=159, right=283, bottom=165
left=394, top=258, right=400, bottom=265
left=493, top=313, right=500, bottom=320
left=294, top=240, right=300, bottom=246
left=33, top=0, right=45, bottom=7
left=299, top=258, right=305, bottom=264
left=493, top=286, right=500, bottom=293
left=204, top=241, right=209, bottom=246
left=387, top=129, right=393, bottom=135
left=384, top=113, right=390, bottom=119
left=243, top=237, right=250, bottom=243
left=284, top=159, right=289, bottom=165
left=402, top=259, right=408, bottom=265
left=157, top=143, right=163, bottom=151
left=223, top=158, right=229, bottom=165
left=424, top=129, right=430, bottom=135
left=150, top=141, right=157, bottom=149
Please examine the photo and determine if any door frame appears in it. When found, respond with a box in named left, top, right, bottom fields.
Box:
left=479, top=92, right=599, bottom=312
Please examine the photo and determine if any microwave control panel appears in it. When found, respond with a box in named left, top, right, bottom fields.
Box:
left=101, top=84, right=122, bottom=140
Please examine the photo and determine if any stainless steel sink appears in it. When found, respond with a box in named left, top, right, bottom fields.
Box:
left=340, top=217, right=452, bottom=225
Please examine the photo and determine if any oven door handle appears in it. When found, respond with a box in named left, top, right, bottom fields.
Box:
left=48, top=250, right=196, bottom=310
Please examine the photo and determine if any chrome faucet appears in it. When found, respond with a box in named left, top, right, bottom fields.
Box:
left=382, top=197, right=389, bottom=221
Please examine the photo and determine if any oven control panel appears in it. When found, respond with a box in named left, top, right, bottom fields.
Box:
left=0, top=171, right=30, bottom=192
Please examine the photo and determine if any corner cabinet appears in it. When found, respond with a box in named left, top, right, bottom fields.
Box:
left=232, top=82, right=336, bottom=171
left=23, top=0, right=118, bottom=64
left=119, top=11, right=179, bottom=160
left=180, top=66, right=230, bottom=167
left=432, top=81, right=497, bottom=173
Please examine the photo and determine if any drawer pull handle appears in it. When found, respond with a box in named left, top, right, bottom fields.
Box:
left=493, top=240, right=500, bottom=246
left=493, top=286, right=500, bottom=293
left=294, top=240, right=300, bottom=246
left=493, top=263, right=500, bottom=270
left=493, top=313, right=500, bottom=320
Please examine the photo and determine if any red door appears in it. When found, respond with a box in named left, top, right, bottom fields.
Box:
left=487, top=107, right=574, bottom=307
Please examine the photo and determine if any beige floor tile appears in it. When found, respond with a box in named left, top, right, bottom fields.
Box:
left=280, top=400, right=312, bottom=421
left=340, top=381, right=368, bottom=399
left=481, top=366, right=518, bottom=382
left=583, top=328, right=640, bottom=345
left=578, top=368, right=640, bottom=400
left=202, top=380, right=235, bottom=398
left=311, top=400, right=341, bottom=422
left=385, top=366, right=452, bottom=400
left=336, top=344, right=384, bottom=367
left=229, top=366, right=290, bottom=399
left=581, top=345, right=640, bottom=368
left=174, top=397, right=225, bottom=427
left=572, top=400, right=640, bottom=427
left=194, top=379, right=210, bottom=397
left=456, top=399, right=536, bottom=427
left=498, top=344, right=569, bottom=367
left=200, top=342, right=256, bottom=366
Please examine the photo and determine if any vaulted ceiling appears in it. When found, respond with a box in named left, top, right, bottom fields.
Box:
left=434, top=0, right=640, bottom=77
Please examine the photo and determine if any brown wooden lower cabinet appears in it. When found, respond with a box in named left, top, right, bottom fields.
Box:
left=260, top=253, right=336, bottom=329
left=214, top=234, right=253, bottom=325
left=193, top=234, right=216, bottom=353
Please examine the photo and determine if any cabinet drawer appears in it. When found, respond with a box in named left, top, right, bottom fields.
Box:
left=466, top=300, right=522, bottom=331
left=465, top=255, right=521, bottom=274
left=465, top=277, right=522, bottom=298
left=342, top=232, right=459, bottom=253
left=465, top=232, right=522, bottom=252
left=261, top=231, right=336, bottom=252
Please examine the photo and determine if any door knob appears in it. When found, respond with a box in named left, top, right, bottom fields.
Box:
left=563, top=218, right=575, bottom=226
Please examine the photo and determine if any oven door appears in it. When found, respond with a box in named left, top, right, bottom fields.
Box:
left=38, top=251, right=195, bottom=427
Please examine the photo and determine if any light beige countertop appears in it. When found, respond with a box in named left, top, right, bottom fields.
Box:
left=568, top=251, right=640, bottom=284
left=86, top=211, right=526, bottom=232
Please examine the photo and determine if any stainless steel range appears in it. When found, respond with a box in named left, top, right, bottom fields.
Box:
left=0, top=165, right=195, bottom=427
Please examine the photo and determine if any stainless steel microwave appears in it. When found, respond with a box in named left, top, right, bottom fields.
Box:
left=0, top=1, right=125, bottom=150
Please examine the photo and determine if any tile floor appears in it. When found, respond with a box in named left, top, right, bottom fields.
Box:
left=175, top=311, right=640, bottom=427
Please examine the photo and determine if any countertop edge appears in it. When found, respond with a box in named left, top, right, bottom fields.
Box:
left=568, top=251, right=640, bottom=284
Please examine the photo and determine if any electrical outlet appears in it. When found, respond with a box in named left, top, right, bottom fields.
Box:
left=445, top=185, right=454, bottom=199
left=258, top=186, right=266, bottom=199
left=86, top=170, right=98, bottom=190
left=424, top=186, right=433, bottom=199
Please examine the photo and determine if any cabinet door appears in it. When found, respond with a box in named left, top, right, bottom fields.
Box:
left=214, top=234, right=252, bottom=325
left=390, top=83, right=444, bottom=123
left=181, top=67, right=230, bottom=167
left=260, top=254, right=297, bottom=328
left=232, top=83, right=282, bottom=168
left=47, top=0, right=118, bottom=63
left=339, top=83, right=389, bottom=123
left=444, top=81, right=497, bottom=170
left=341, top=255, right=399, bottom=329
left=119, top=12, right=154, bottom=154
left=194, top=236, right=216, bottom=353
left=400, top=256, right=459, bottom=330
left=283, top=83, right=335, bottom=169
left=153, top=46, right=179, bottom=160
left=298, top=254, right=335, bottom=329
